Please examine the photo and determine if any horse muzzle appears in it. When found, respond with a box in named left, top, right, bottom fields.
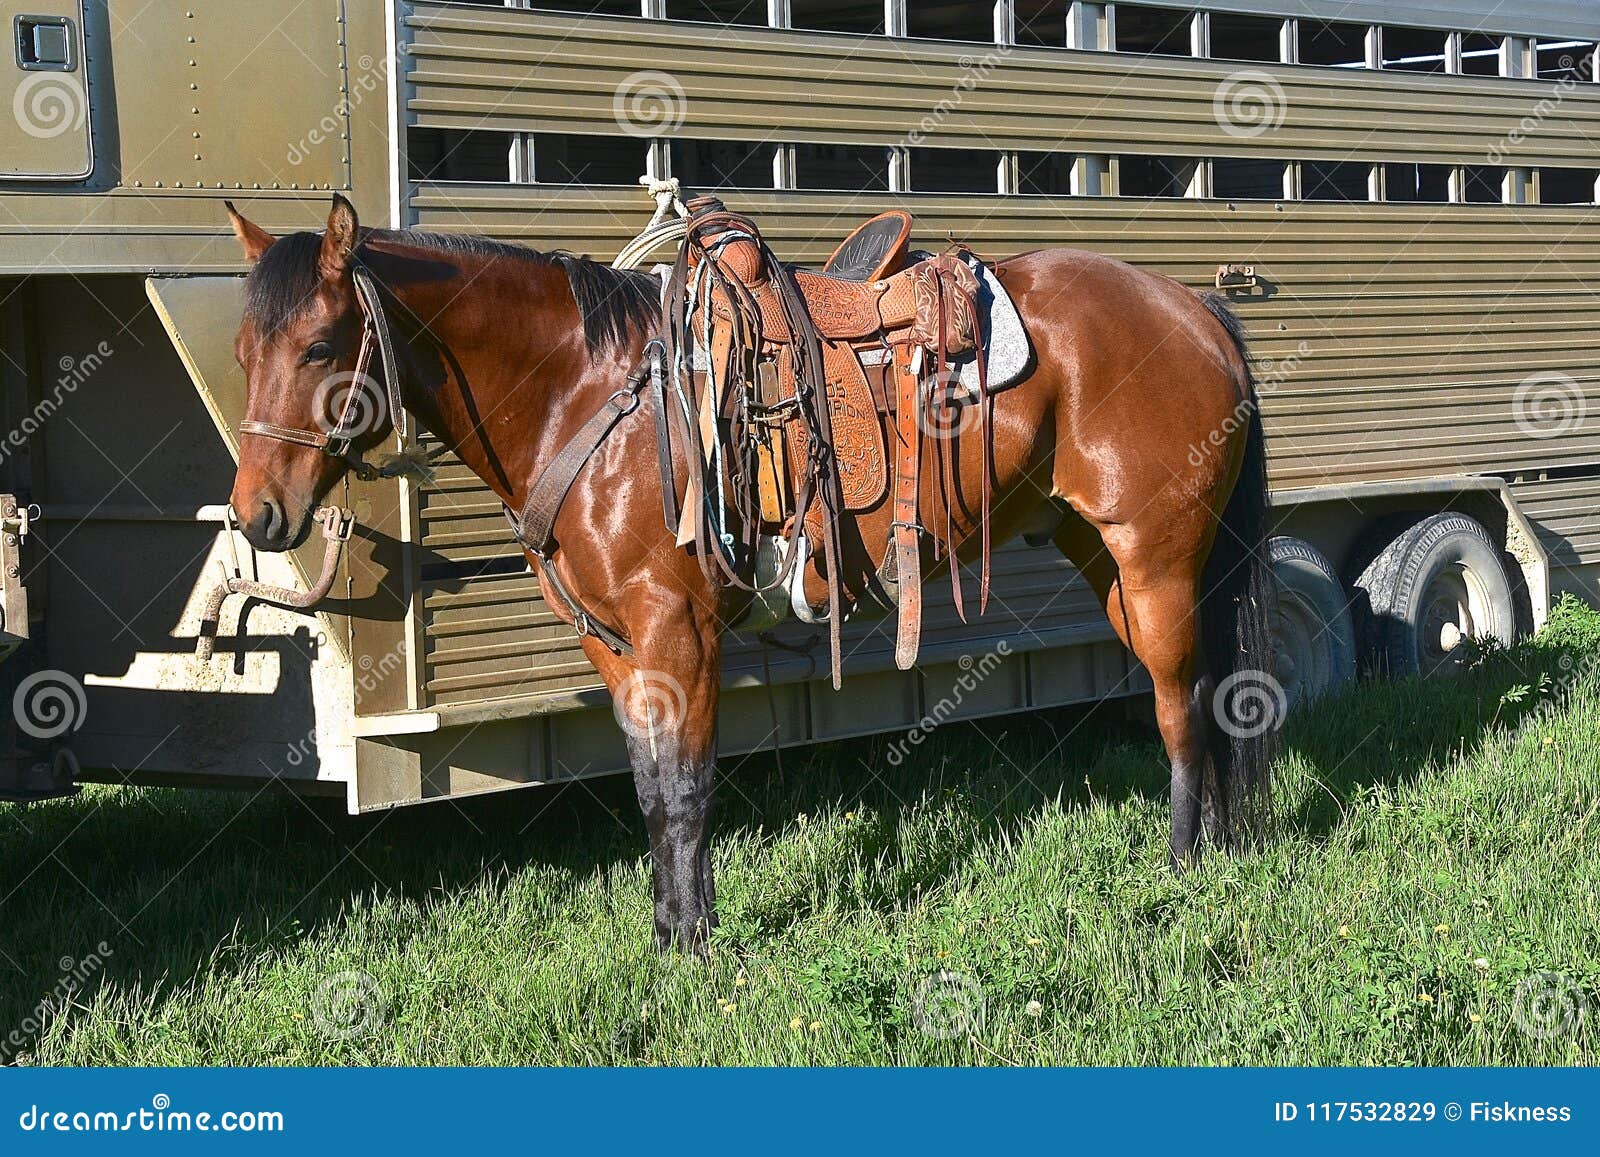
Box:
left=236, top=495, right=313, bottom=553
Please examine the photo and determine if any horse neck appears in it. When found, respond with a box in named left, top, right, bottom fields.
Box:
left=368, top=239, right=605, bottom=505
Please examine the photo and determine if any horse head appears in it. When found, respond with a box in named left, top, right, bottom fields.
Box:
left=224, top=194, right=389, bottom=552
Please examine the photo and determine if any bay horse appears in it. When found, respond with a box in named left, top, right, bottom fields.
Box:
left=223, top=195, right=1275, bottom=954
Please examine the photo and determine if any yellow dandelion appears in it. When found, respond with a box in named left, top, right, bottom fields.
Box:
left=809, top=1021, right=823, bottom=1033
left=1417, top=992, right=1434, bottom=1004
left=1470, top=1013, right=1483, bottom=1024
left=789, top=1016, right=804, bottom=1032
left=1338, top=925, right=1351, bottom=939
left=845, top=811, right=856, bottom=820
left=1027, top=937, right=1043, bottom=947
left=1544, top=736, right=1555, bottom=746
left=936, top=949, right=951, bottom=960
left=292, top=1012, right=304, bottom=1021
left=721, top=1002, right=738, bottom=1015
left=1434, top=923, right=1450, bottom=935
left=735, top=975, right=748, bottom=987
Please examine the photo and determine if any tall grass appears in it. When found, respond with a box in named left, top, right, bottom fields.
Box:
left=2, top=598, right=1598, bottom=1066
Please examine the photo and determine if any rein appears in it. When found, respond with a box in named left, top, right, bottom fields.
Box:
left=237, top=265, right=411, bottom=483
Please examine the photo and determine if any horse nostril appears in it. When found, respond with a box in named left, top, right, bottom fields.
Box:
left=259, top=498, right=285, bottom=544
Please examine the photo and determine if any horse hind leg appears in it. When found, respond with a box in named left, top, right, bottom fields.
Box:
left=1118, top=569, right=1213, bottom=869
left=1056, top=519, right=1211, bottom=868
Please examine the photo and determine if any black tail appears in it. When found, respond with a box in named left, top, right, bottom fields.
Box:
left=1197, top=292, right=1276, bottom=846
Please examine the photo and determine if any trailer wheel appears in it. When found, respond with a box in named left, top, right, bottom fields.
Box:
left=1268, top=537, right=1355, bottom=710
left=1350, top=513, right=1516, bottom=677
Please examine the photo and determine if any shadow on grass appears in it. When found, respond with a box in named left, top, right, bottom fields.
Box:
left=1283, top=631, right=1589, bottom=840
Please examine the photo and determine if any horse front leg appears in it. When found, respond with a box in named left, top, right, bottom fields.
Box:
left=582, top=613, right=721, bottom=955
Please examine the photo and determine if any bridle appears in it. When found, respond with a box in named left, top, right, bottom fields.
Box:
left=230, top=247, right=662, bottom=660
left=237, top=264, right=410, bottom=483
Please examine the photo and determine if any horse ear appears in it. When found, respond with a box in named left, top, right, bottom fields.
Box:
left=318, top=193, right=360, bottom=282
left=224, top=201, right=275, bottom=262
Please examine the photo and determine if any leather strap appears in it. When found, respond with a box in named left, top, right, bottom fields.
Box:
left=353, top=266, right=408, bottom=446
left=514, top=347, right=661, bottom=556
left=651, top=350, right=679, bottom=535
left=892, top=343, right=923, bottom=671
left=504, top=341, right=667, bottom=656
left=531, top=547, right=635, bottom=657
left=238, top=420, right=329, bottom=449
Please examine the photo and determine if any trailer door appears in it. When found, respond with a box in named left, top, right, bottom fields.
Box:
left=0, top=1, right=91, bottom=179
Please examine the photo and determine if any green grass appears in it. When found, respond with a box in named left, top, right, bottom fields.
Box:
left=4, top=598, right=1600, bottom=1066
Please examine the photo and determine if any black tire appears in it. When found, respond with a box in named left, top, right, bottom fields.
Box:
left=1268, top=536, right=1356, bottom=711
left=1349, top=513, right=1516, bottom=677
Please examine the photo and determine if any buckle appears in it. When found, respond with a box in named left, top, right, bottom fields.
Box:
left=607, top=386, right=642, bottom=415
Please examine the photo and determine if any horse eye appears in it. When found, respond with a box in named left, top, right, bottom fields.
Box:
left=303, top=342, right=336, bottom=365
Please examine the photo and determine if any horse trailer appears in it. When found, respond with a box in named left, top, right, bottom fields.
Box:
left=1, top=0, right=1595, bottom=810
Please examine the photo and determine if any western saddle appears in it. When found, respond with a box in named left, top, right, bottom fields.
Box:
left=661, top=197, right=995, bottom=687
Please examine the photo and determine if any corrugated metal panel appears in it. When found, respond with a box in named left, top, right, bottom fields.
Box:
left=402, top=5, right=1600, bottom=166
left=1510, top=475, right=1600, bottom=591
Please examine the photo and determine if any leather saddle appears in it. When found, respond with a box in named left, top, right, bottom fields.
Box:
left=668, top=196, right=991, bottom=678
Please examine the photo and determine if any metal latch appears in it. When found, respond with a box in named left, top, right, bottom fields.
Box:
left=1215, top=263, right=1259, bottom=291
left=1, top=500, right=37, bottom=542
left=0, top=495, right=38, bottom=652
left=14, top=15, right=76, bottom=71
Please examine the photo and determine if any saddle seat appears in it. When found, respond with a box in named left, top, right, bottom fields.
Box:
left=821, top=210, right=914, bottom=282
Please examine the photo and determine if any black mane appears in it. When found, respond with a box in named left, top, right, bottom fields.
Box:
left=242, top=228, right=659, bottom=354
